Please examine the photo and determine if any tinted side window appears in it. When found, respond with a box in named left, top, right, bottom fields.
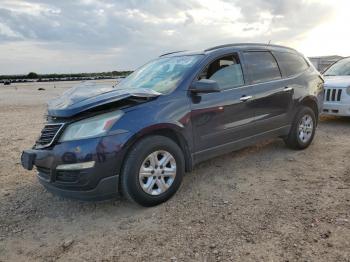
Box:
left=243, top=51, right=281, bottom=84
left=273, top=52, right=309, bottom=77
left=198, top=54, right=244, bottom=90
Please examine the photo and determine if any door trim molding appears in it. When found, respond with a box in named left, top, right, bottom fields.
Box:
left=193, top=125, right=291, bottom=165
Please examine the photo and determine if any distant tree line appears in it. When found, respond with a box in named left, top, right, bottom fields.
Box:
left=0, top=71, right=133, bottom=81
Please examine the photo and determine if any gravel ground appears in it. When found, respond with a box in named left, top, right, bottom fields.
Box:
left=0, top=81, right=349, bottom=262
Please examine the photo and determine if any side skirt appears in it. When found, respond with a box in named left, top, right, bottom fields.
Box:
left=192, top=125, right=291, bottom=165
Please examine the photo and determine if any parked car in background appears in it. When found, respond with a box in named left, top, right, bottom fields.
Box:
left=309, top=55, right=343, bottom=73
left=322, top=57, right=350, bottom=116
left=21, top=43, right=324, bottom=206
left=4, top=80, right=11, bottom=85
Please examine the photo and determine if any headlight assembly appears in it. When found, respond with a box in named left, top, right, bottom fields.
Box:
left=59, top=110, right=124, bottom=142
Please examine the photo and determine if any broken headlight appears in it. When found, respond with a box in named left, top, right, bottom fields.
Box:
left=59, top=110, right=124, bottom=142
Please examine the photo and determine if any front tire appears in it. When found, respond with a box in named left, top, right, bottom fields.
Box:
left=284, top=106, right=316, bottom=150
left=121, top=135, right=185, bottom=207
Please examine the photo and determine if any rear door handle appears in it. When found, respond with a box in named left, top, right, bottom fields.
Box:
left=283, top=87, right=293, bottom=92
left=240, top=95, right=252, bottom=102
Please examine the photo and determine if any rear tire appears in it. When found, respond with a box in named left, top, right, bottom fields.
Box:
left=284, top=106, right=316, bottom=150
left=121, top=135, right=185, bottom=207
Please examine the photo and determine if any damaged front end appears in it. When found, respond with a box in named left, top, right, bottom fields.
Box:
left=36, top=81, right=161, bottom=149
left=20, top=81, right=161, bottom=200
left=47, top=81, right=161, bottom=118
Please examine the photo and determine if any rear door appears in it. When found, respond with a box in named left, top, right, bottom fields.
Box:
left=242, top=51, right=293, bottom=133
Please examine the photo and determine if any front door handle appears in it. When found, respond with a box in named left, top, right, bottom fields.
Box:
left=283, top=87, right=293, bottom=92
left=240, top=95, right=252, bottom=102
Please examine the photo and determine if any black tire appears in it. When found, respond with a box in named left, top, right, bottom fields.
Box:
left=284, top=106, right=316, bottom=150
left=120, top=135, right=185, bottom=207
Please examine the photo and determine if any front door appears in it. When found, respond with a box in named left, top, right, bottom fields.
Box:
left=190, top=53, right=257, bottom=162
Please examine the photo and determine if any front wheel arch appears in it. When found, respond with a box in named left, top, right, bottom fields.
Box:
left=119, top=126, right=193, bottom=181
left=120, top=135, right=185, bottom=206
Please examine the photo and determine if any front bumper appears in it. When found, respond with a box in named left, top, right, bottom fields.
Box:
left=38, top=174, right=119, bottom=201
left=21, top=132, right=130, bottom=201
left=322, top=102, right=350, bottom=116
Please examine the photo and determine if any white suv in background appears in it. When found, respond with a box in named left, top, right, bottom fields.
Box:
left=323, top=57, right=350, bottom=116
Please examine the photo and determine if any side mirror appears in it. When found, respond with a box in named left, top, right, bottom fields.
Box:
left=189, top=79, right=220, bottom=94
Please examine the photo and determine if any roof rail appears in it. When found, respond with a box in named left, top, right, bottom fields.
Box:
left=159, top=50, right=187, bottom=57
left=204, top=43, right=296, bottom=52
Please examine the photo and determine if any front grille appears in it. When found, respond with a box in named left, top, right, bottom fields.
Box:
left=35, top=123, right=64, bottom=148
left=324, top=88, right=342, bottom=102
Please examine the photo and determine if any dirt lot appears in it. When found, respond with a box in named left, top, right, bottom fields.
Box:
left=0, top=81, right=349, bottom=262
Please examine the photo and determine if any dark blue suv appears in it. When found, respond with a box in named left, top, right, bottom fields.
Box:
left=21, top=43, right=324, bottom=206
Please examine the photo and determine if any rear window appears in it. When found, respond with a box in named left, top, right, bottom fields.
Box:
left=243, top=51, right=281, bottom=84
left=273, top=52, right=309, bottom=77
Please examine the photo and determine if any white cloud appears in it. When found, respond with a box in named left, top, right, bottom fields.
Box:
left=0, top=0, right=342, bottom=74
left=0, top=22, right=23, bottom=38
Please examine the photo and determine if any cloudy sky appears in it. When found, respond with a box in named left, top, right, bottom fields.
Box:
left=0, top=0, right=349, bottom=75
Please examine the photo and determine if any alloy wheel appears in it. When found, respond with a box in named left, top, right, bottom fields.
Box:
left=138, top=150, right=177, bottom=195
left=298, top=114, right=314, bottom=143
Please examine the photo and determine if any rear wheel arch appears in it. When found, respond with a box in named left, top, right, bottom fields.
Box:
left=284, top=106, right=316, bottom=150
left=299, top=97, right=319, bottom=124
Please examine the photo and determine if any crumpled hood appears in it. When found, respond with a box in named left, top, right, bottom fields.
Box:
left=48, top=81, right=161, bottom=118
left=324, top=76, right=350, bottom=88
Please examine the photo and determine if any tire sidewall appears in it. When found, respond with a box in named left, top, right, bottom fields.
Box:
left=122, top=136, right=184, bottom=206
left=294, top=107, right=316, bottom=149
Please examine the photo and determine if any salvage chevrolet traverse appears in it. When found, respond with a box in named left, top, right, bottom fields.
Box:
left=21, top=43, right=324, bottom=206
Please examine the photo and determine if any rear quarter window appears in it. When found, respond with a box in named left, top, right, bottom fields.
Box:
left=273, top=52, right=309, bottom=77
left=243, top=51, right=282, bottom=84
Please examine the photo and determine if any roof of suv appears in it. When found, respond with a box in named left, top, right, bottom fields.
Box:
left=160, top=43, right=299, bottom=57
